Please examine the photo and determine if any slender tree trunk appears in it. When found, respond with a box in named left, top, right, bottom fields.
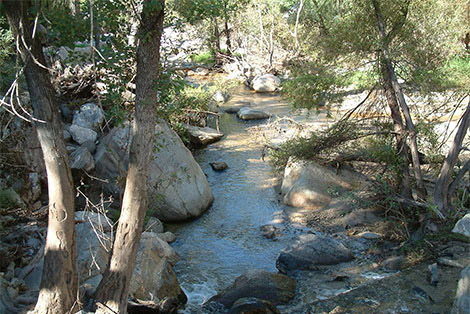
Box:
left=380, top=58, right=413, bottom=199
left=257, top=1, right=266, bottom=52
left=213, top=16, right=221, bottom=56
left=293, top=0, right=304, bottom=54
left=434, top=100, right=470, bottom=215
left=3, top=1, right=77, bottom=313
left=269, top=1, right=275, bottom=68
left=223, top=1, right=232, bottom=55
left=94, top=1, right=164, bottom=313
left=372, top=0, right=427, bottom=201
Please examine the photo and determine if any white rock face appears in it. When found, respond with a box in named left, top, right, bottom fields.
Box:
left=281, top=158, right=353, bottom=208
left=72, top=103, right=104, bottom=130
left=69, top=124, right=98, bottom=145
left=251, top=74, right=281, bottom=93
left=452, top=213, right=470, bottom=238
left=237, top=107, right=271, bottom=120
left=94, top=120, right=214, bottom=222
left=453, top=265, right=470, bottom=314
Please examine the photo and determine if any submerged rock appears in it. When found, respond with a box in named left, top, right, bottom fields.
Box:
left=184, top=124, right=224, bottom=146
left=276, top=234, right=354, bottom=273
left=208, top=270, right=296, bottom=308
left=210, top=161, right=228, bottom=171
left=229, top=297, right=280, bottom=314
left=94, top=120, right=214, bottom=222
left=237, top=107, right=271, bottom=120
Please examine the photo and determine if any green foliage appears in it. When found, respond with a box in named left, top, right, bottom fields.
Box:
left=42, top=5, right=89, bottom=47
left=0, top=188, right=18, bottom=209
left=190, top=51, right=215, bottom=65
left=0, top=17, right=14, bottom=92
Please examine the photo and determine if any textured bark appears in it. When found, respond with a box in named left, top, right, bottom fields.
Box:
left=94, top=1, right=165, bottom=313
left=3, top=1, right=77, bottom=313
left=380, top=58, right=412, bottom=199
left=372, top=0, right=427, bottom=201
left=434, top=101, right=470, bottom=215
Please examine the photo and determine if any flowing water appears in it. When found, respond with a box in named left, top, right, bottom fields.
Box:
left=167, top=85, right=312, bottom=312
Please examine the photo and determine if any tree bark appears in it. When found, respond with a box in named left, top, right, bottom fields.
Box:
left=380, top=58, right=413, bottom=199
left=372, top=0, right=427, bottom=201
left=213, top=16, right=222, bottom=56
left=3, top=1, right=77, bottom=313
left=434, top=100, right=470, bottom=215
left=94, top=1, right=165, bottom=313
left=223, top=0, right=232, bottom=55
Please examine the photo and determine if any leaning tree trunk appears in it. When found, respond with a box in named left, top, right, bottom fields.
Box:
left=3, top=1, right=77, bottom=313
left=94, top=1, right=165, bottom=313
left=372, top=0, right=427, bottom=201
left=434, top=100, right=470, bottom=216
left=380, top=58, right=413, bottom=199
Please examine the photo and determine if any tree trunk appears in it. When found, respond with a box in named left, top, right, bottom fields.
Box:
left=3, top=1, right=77, bottom=313
left=213, top=16, right=221, bottom=56
left=293, top=0, right=304, bottom=54
left=380, top=58, right=413, bottom=199
left=434, top=100, right=470, bottom=215
left=223, top=1, right=232, bottom=55
left=94, top=1, right=165, bottom=313
left=372, top=0, right=427, bottom=201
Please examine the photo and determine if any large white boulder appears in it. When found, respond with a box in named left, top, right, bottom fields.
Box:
left=251, top=74, right=281, bottom=93
left=94, top=120, right=214, bottom=222
left=280, top=158, right=353, bottom=208
left=452, top=213, right=470, bottom=238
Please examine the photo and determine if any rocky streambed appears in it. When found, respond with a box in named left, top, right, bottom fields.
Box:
left=168, top=81, right=470, bottom=314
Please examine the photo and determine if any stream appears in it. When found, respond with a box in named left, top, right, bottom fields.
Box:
left=167, top=84, right=393, bottom=313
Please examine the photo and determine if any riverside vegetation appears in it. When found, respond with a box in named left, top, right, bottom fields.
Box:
left=0, top=1, right=469, bottom=313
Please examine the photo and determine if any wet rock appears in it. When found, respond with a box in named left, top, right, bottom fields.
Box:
left=69, top=124, right=98, bottom=145
left=280, top=158, right=353, bottom=209
left=251, top=74, right=281, bottom=93
left=157, top=231, right=177, bottom=243
left=428, top=263, right=438, bottom=286
left=452, top=265, right=470, bottom=314
left=225, top=101, right=252, bottom=114
left=210, top=161, right=228, bottom=171
left=72, top=103, right=104, bottom=130
left=145, top=217, right=164, bottom=234
left=383, top=255, right=410, bottom=271
left=452, top=214, right=470, bottom=238
left=209, top=270, right=296, bottom=308
left=260, top=225, right=281, bottom=240
left=276, top=234, right=354, bottom=273
left=237, top=107, right=271, bottom=120
left=184, top=125, right=224, bottom=146
left=70, top=146, right=95, bottom=172
left=94, top=121, right=214, bottom=222
left=357, top=231, right=382, bottom=240
left=229, top=297, right=280, bottom=314
left=438, top=257, right=465, bottom=268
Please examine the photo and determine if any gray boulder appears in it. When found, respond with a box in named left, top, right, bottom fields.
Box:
left=69, top=124, right=97, bottom=145
left=452, top=214, right=470, bottom=238
left=210, top=161, right=228, bottom=172
left=208, top=270, right=296, bottom=308
left=280, top=159, right=352, bottom=208
left=276, top=234, right=354, bottom=273
left=229, top=297, right=280, bottom=314
left=94, top=121, right=214, bottom=222
left=70, top=147, right=95, bottom=172
left=145, top=217, right=164, bottom=234
left=237, top=107, right=271, bottom=120
left=72, top=103, right=104, bottom=130
left=129, top=232, right=187, bottom=305
left=184, top=125, right=224, bottom=146
left=452, top=265, right=470, bottom=314
left=251, top=74, right=280, bottom=93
